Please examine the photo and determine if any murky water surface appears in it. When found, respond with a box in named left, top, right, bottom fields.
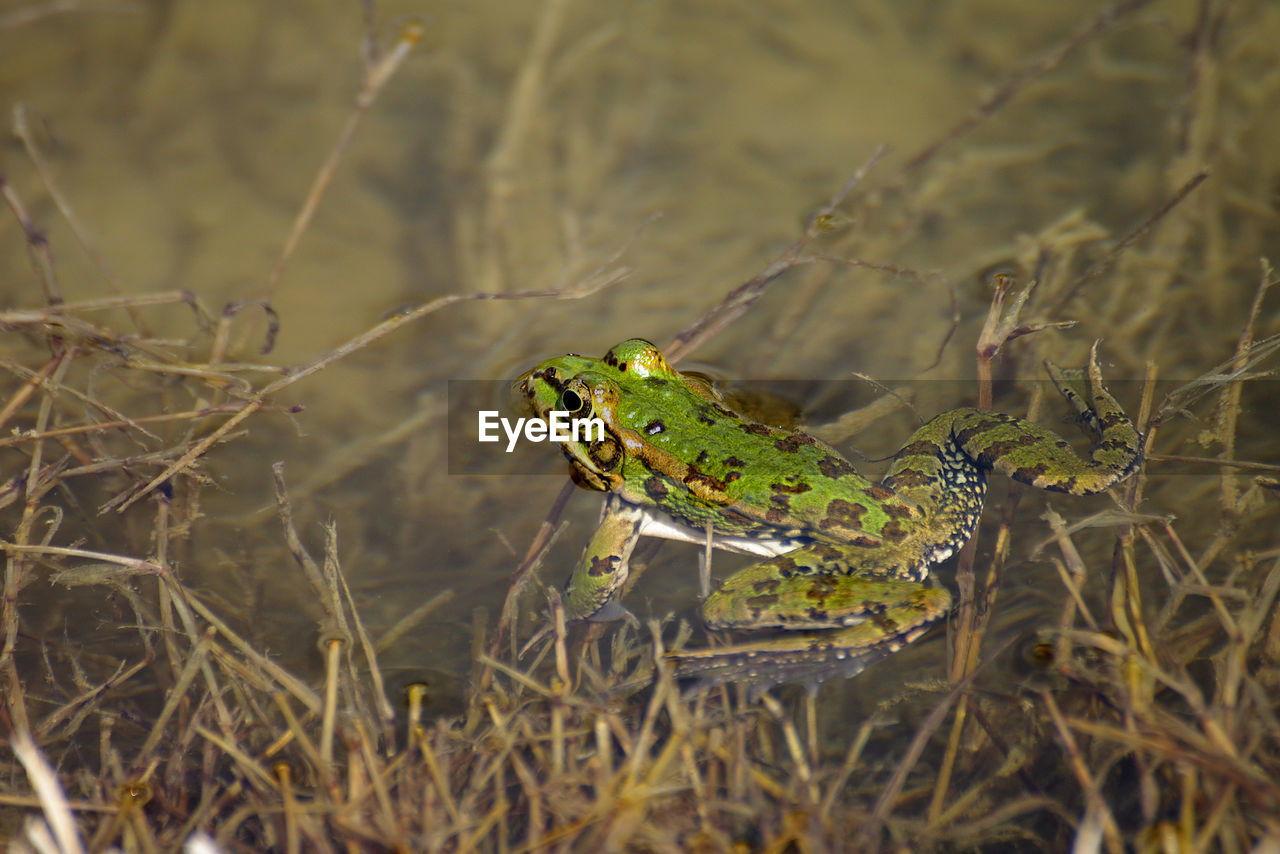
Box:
left=2, top=0, right=1277, bottom=763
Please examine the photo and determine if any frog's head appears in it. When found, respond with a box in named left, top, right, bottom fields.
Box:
left=515, top=339, right=676, bottom=492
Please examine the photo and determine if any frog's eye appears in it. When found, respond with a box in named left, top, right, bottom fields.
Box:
left=559, top=380, right=592, bottom=417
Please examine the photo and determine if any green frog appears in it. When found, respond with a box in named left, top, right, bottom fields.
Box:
left=516, top=339, right=1142, bottom=687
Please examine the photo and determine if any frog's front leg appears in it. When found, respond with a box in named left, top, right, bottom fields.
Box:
left=563, top=494, right=645, bottom=621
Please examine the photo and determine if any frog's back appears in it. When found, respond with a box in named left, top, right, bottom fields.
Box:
left=612, top=377, right=912, bottom=543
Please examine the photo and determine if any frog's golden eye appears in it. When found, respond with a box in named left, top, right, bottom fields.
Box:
left=560, top=380, right=592, bottom=416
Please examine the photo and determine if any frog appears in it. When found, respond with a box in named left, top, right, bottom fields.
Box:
left=515, top=338, right=1143, bottom=687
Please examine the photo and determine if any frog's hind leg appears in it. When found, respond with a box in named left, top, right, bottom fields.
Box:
left=667, top=587, right=951, bottom=692
left=678, top=552, right=952, bottom=690
left=1040, top=341, right=1145, bottom=490
left=953, top=345, right=1143, bottom=496
left=700, top=544, right=952, bottom=630
left=878, top=415, right=990, bottom=577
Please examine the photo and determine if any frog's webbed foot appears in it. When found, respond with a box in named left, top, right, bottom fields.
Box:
left=1040, top=341, right=1145, bottom=490
left=668, top=643, right=901, bottom=697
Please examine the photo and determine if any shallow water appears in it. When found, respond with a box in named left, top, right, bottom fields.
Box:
left=2, top=0, right=1278, bottom=801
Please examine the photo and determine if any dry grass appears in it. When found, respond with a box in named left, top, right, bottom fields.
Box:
left=3, top=1, right=1280, bottom=852
left=3, top=355, right=1278, bottom=851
